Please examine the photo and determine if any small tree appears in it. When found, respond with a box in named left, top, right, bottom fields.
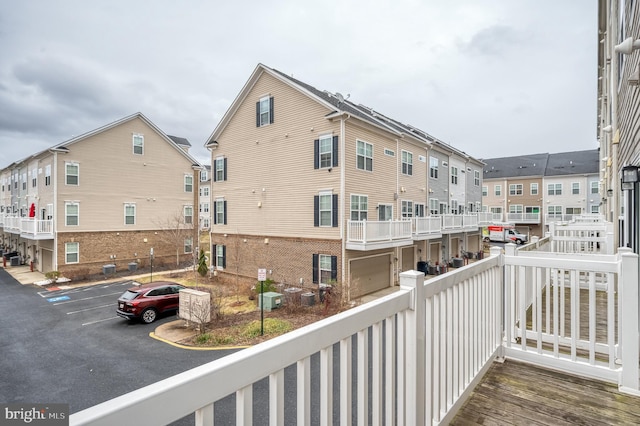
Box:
left=197, top=249, right=208, bottom=277
left=153, top=211, right=194, bottom=266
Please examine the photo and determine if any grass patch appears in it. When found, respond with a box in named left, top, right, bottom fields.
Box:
left=241, top=318, right=293, bottom=339
left=194, top=333, right=233, bottom=346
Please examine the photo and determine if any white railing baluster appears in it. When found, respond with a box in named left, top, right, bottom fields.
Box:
left=297, top=358, right=311, bottom=426
left=357, top=330, right=367, bottom=426
left=269, top=370, right=284, bottom=425
left=372, top=321, right=383, bottom=425
left=320, top=347, right=333, bottom=426
left=195, top=403, right=213, bottom=426
left=384, top=315, right=396, bottom=426
left=236, top=385, right=252, bottom=426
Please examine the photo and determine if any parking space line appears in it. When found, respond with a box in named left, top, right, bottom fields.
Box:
left=66, top=304, right=113, bottom=315
left=52, top=291, right=123, bottom=305
left=37, top=281, right=132, bottom=298
left=82, top=317, right=120, bottom=326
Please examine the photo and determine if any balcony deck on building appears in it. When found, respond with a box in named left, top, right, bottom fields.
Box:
left=452, top=359, right=640, bottom=425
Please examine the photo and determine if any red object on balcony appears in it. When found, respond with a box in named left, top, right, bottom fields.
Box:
left=29, top=203, right=35, bottom=218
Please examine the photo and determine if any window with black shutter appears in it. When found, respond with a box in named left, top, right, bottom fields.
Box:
left=256, top=96, right=274, bottom=127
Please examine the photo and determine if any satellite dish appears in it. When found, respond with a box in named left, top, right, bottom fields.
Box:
left=335, top=92, right=344, bottom=103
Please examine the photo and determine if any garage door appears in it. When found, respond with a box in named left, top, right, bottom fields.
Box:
left=350, top=254, right=391, bottom=298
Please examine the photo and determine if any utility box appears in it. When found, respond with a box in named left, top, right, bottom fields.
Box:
left=258, top=292, right=283, bottom=312
left=103, top=264, right=116, bottom=275
left=128, top=262, right=138, bottom=272
left=301, top=292, right=315, bottom=306
left=10, top=256, right=19, bottom=266
left=179, top=288, right=211, bottom=324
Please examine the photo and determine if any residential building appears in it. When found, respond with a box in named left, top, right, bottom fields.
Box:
left=0, top=113, right=203, bottom=278
left=481, top=150, right=600, bottom=237
left=598, top=0, right=640, bottom=250
left=205, top=64, right=486, bottom=298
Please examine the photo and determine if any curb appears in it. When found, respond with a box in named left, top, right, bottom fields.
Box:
left=149, top=332, right=250, bottom=351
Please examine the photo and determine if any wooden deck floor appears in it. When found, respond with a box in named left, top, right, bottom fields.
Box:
left=451, top=359, right=640, bottom=425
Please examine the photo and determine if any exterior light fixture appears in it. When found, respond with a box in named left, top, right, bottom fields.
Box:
left=621, top=165, right=640, bottom=191
left=615, top=37, right=640, bottom=55
left=607, top=189, right=614, bottom=197
left=602, top=125, right=613, bottom=133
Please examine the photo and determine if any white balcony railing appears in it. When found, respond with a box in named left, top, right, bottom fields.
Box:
left=70, top=239, right=640, bottom=425
left=507, top=212, right=541, bottom=223
left=413, top=216, right=441, bottom=236
left=347, top=219, right=412, bottom=243
left=0, top=215, right=54, bottom=239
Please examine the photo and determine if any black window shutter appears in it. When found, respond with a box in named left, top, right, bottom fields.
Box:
left=223, top=201, right=227, bottom=225
left=331, top=256, right=337, bottom=281
left=256, top=101, right=260, bottom=127
left=213, top=201, right=217, bottom=224
left=332, top=136, right=339, bottom=167
left=314, top=195, right=319, bottom=227
left=212, top=244, right=217, bottom=266
left=222, top=245, right=226, bottom=268
left=213, top=165, right=217, bottom=182
left=269, top=97, right=274, bottom=124
left=312, top=254, right=319, bottom=284
left=314, top=139, right=320, bottom=169
left=223, top=158, right=227, bottom=181
left=332, top=194, right=338, bottom=227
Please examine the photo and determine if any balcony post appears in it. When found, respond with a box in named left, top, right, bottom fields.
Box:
left=400, top=269, right=426, bottom=425
left=619, top=248, right=640, bottom=394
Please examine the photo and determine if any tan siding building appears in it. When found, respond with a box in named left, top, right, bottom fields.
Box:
left=207, top=64, right=487, bottom=299
left=0, top=113, right=203, bottom=278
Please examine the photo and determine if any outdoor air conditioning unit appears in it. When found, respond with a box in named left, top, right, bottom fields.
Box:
left=102, top=264, right=116, bottom=275
left=10, top=256, right=19, bottom=266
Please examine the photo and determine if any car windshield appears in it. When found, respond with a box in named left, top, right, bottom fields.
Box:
left=120, top=290, right=140, bottom=301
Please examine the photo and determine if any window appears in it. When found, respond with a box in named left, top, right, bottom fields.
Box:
left=384, top=148, right=395, bottom=157
left=201, top=217, right=210, bottom=229
left=474, top=170, right=480, bottom=186
left=401, top=200, right=413, bottom=218
left=45, top=165, right=51, bottom=186
left=65, top=242, right=79, bottom=264
left=566, top=207, right=582, bottom=215
left=201, top=186, right=210, bottom=197
left=314, top=135, right=338, bottom=169
left=590, top=181, right=599, bottom=194
left=356, top=140, right=373, bottom=171
left=65, top=202, right=79, bottom=226
left=350, top=194, right=368, bottom=221
left=200, top=169, right=208, bottom=181
left=482, top=186, right=488, bottom=196
left=66, top=163, right=79, bottom=185
left=451, top=166, right=458, bottom=184
left=313, top=253, right=337, bottom=284
left=31, top=168, right=37, bottom=187
left=439, top=202, right=447, bottom=215
left=490, top=206, right=503, bottom=214
left=429, top=157, right=438, bottom=179
left=509, top=184, right=523, bottom=196
left=214, top=157, right=227, bottom=182
left=200, top=203, right=209, bottom=213
left=378, top=204, right=393, bottom=221
left=414, top=203, right=425, bottom=217
left=213, top=244, right=226, bottom=269
left=530, top=183, right=539, bottom=195
left=184, top=205, right=193, bottom=224
left=572, top=182, right=580, bottom=195
left=591, top=205, right=600, bottom=214
left=548, top=183, right=562, bottom=195
left=315, top=192, right=337, bottom=227
left=184, top=175, right=193, bottom=192
left=124, top=203, right=136, bottom=225
left=184, top=237, right=193, bottom=254
left=429, top=198, right=439, bottom=215
left=214, top=198, right=227, bottom=224
left=133, top=134, right=144, bottom=155
left=509, top=205, right=523, bottom=213
left=547, top=205, right=562, bottom=217
left=256, top=96, right=274, bottom=127
left=401, top=150, right=413, bottom=176
left=450, top=200, right=459, bottom=215
left=494, top=185, right=501, bottom=196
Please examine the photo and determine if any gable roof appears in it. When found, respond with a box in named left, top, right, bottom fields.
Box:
left=206, top=63, right=481, bottom=164
left=481, top=149, right=599, bottom=179
left=7, top=112, right=203, bottom=169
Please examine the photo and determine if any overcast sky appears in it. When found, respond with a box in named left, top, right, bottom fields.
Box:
left=0, top=1, right=597, bottom=168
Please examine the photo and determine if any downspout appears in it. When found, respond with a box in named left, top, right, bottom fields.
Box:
left=340, top=114, right=350, bottom=288
left=609, top=0, right=620, bottom=248
left=52, top=151, right=58, bottom=272
left=395, top=138, right=400, bottom=285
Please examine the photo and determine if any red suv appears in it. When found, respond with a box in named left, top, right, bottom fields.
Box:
left=116, top=281, right=185, bottom=324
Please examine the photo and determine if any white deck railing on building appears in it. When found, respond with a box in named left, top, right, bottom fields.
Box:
left=347, top=219, right=413, bottom=243
left=70, top=235, right=640, bottom=425
left=413, top=216, right=441, bottom=236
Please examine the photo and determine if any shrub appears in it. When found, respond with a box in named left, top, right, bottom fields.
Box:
left=254, top=278, right=277, bottom=294
left=45, top=271, right=60, bottom=284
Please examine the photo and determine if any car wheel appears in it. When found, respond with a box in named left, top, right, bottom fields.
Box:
left=141, top=308, right=158, bottom=324
left=516, top=239, right=523, bottom=245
